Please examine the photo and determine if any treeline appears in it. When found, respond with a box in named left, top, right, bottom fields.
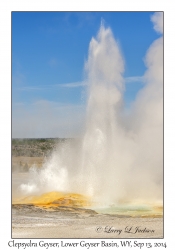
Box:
left=12, top=138, right=68, bottom=145
left=12, top=138, right=72, bottom=157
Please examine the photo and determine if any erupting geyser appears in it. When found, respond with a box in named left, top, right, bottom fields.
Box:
left=15, top=15, right=163, bottom=210
left=80, top=23, right=124, bottom=197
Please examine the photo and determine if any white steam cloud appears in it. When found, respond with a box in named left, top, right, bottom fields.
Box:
left=151, top=12, right=163, bottom=34
left=16, top=13, right=163, bottom=207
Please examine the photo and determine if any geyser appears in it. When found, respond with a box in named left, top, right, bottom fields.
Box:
left=15, top=14, right=163, bottom=209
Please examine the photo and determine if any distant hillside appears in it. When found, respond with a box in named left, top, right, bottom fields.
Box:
left=12, top=138, right=71, bottom=157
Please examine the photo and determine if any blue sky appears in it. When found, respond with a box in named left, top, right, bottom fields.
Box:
left=12, top=11, right=162, bottom=138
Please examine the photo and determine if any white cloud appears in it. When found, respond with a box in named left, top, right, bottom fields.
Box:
left=125, top=76, right=144, bottom=83
left=16, top=77, right=145, bottom=92
left=12, top=72, right=26, bottom=86
left=48, top=58, right=58, bottom=67
left=16, top=81, right=86, bottom=91
left=59, top=81, right=86, bottom=88
left=151, top=12, right=163, bottom=34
